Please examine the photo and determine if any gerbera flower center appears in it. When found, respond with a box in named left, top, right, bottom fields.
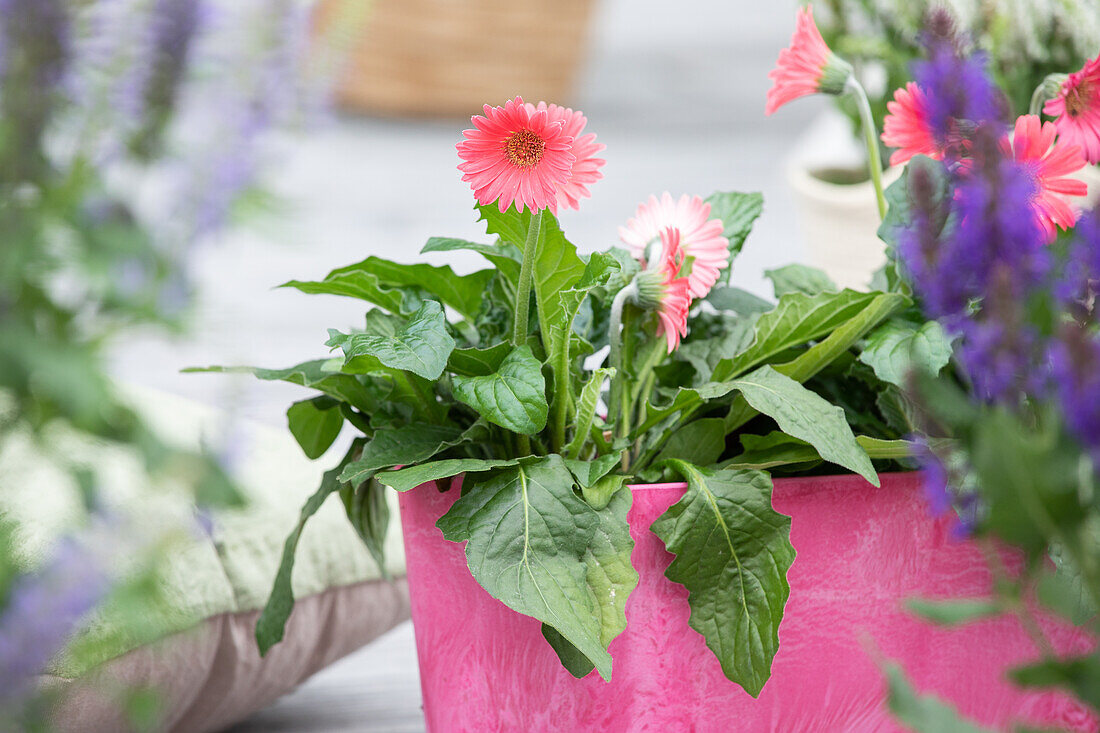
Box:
left=504, top=129, right=545, bottom=168
left=1065, top=82, right=1092, bottom=118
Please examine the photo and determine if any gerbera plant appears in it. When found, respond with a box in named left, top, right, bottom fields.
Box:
left=196, top=93, right=928, bottom=693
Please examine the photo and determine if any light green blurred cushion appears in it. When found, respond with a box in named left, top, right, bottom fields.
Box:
left=0, top=383, right=406, bottom=678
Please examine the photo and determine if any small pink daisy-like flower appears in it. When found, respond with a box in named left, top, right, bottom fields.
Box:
left=456, top=96, right=576, bottom=214
left=1044, top=55, right=1100, bottom=164
left=524, top=101, right=605, bottom=211
left=1004, top=114, right=1088, bottom=243
left=765, top=5, right=852, bottom=116
left=652, top=228, right=692, bottom=353
left=618, top=193, right=730, bottom=299
left=882, top=83, right=942, bottom=166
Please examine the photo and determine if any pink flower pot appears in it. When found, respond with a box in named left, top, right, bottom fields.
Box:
left=398, top=472, right=1096, bottom=732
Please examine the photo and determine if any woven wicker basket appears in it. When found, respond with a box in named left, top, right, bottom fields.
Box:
left=314, top=0, right=597, bottom=118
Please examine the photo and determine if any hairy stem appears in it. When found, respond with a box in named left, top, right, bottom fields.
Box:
left=607, top=281, right=638, bottom=447
left=511, top=209, right=543, bottom=346
left=848, top=77, right=887, bottom=221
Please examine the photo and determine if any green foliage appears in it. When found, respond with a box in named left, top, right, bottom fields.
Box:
left=721, top=367, right=879, bottom=485
left=764, top=264, right=838, bottom=298
left=452, top=346, right=548, bottom=435
left=884, top=664, right=995, bottom=732
left=327, top=300, right=455, bottom=380
left=860, top=319, right=953, bottom=388
left=221, top=186, right=943, bottom=692
left=437, top=456, right=630, bottom=680
left=340, top=478, right=390, bottom=579
left=286, top=397, right=344, bottom=459
left=652, top=464, right=794, bottom=697
left=704, top=191, right=764, bottom=269
left=256, top=442, right=360, bottom=655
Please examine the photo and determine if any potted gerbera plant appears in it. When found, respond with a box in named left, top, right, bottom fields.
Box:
left=773, top=4, right=1100, bottom=290
left=196, top=50, right=1091, bottom=729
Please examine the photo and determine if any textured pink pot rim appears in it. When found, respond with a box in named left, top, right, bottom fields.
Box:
left=627, top=471, right=916, bottom=498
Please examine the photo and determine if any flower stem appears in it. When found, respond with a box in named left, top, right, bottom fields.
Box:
left=607, top=281, right=637, bottom=445
left=1029, top=73, right=1068, bottom=116
left=848, top=77, right=887, bottom=221
left=511, top=209, right=543, bottom=346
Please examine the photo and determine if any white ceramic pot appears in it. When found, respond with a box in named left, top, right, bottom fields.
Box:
left=788, top=157, right=900, bottom=291
left=788, top=111, right=1100, bottom=292
left=786, top=111, right=898, bottom=291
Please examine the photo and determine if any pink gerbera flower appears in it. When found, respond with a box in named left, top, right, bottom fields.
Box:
left=765, top=5, right=853, bottom=116
left=1004, top=114, right=1089, bottom=243
left=1044, top=54, right=1100, bottom=164
left=652, top=228, right=692, bottom=353
left=618, top=193, right=730, bottom=299
left=456, top=97, right=576, bottom=214
left=881, top=82, right=942, bottom=166
left=524, top=101, right=605, bottom=211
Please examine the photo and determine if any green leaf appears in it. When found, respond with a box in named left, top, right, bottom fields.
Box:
left=339, top=477, right=390, bottom=577
left=856, top=436, right=918, bottom=460
left=1010, top=655, right=1100, bottom=707
left=280, top=272, right=413, bottom=314
left=1037, top=551, right=1098, bottom=626
left=282, top=256, right=493, bottom=319
left=580, top=473, right=628, bottom=511
left=542, top=624, right=596, bottom=678
left=563, top=453, right=621, bottom=491
left=584, top=487, right=637, bottom=647
left=859, top=319, right=953, bottom=387
left=677, top=315, right=757, bottom=381
left=447, top=342, right=512, bottom=376
left=421, top=237, right=521, bottom=288
left=376, top=458, right=519, bottom=492
left=704, top=191, right=764, bottom=267
left=885, top=663, right=996, bottom=732
left=436, top=456, right=613, bottom=679
left=256, top=443, right=358, bottom=655
left=879, top=156, right=953, bottom=293
left=971, top=407, right=1083, bottom=557
left=712, top=290, right=889, bottom=382
left=655, top=418, right=726, bottom=467
left=339, top=423, right=464, bottom=485
left=878, top=155, right=953, bottom=251
left=725, top=366, right=878, bottom=486
left=328, top=300, right=455, bottom=380
left=547, top=252, right=619, bottom=448
left=185, top=361, right=376, bottom=412
left=286, top=396, right=344, bottom=460
left=564, top=367, right=614, bottom=458
left=724, top=434, right=914, bottom=471
left=724, top=432, right=822, bottom=471
left=906, top=598, right=1002, bottom=626
left=764, top=264, right=837, bottom=298
left=772, top=293, right=910, bottom=384
left=651, top=464, right=794, bottom=697
left=452, top=345, right=548, bottom=435
left=706, top=286, right=774, bottom=316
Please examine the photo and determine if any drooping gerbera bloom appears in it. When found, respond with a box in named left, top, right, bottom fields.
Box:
left=456, top=97, right=576, bottom=214
left=650, top=228, right=692, bottom=353
left=765, top=5, right=853, bottom=116
left=618, top=193, right=729, bottom=299
left=881, top=83, right=942, bottom=166
left=1044, top=54, right=1100, bottom=165
left=524, top=101, right=605, bottom=212
left=1004, top=114, right=1088, bottom=242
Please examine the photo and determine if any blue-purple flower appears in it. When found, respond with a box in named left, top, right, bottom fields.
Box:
left=0, top=539, right=107, bottom=707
